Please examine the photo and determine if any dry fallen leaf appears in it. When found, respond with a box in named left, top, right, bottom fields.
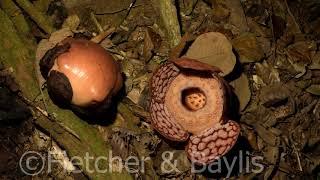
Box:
left=143, top=28, right=161, bottom=62
left=36, top=28, right=74, bottom=61
left=306, top=84, right=320, bottom=96
left=310, top=51, right=320, bottom=69
left=255, top=61, right=280, bottom=86
left=232, top=33, right=264, bottom=63
left=35, top=28, right=74, bottom=86
left=230, top=73, right=251, bottom=111
left=185, top=32, right=236, bottom=76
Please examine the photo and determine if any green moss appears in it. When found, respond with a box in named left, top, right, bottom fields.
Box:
left=0, top=0, right=33, bottom=39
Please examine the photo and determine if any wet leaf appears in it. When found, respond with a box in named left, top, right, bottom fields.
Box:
left=230, top=73, right=251, bottom=111
left=232, top=33, right=264, bottom=63
left=186, top=32, right=236, bottom=76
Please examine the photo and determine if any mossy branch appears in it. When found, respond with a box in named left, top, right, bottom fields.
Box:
left=150, top=0, right=181, bottom=48
left=0, top=0, right=32, bottom=39
left=14, top=0, right=55, bottom=34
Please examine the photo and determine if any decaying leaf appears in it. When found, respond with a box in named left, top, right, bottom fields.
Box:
left=122, top=59, right=145, bottom=94
left=35, top=28, right=74, bottom=86
left=211, top=0, right=230, bottom=21
left=230, top=73, right=251, bottom=111
left=287, top=41, right=315, bottom=65
left=223, top=0, right=249, bottom=34
left=254, top=123, right=280, bottom=146
left=186, top=32, right=236, bottom=76
left=127, top=74, right=149, bottom=104
left=169, top=33, right=195, bottom=59
left=255, top=61, right=280, bottom=86
left=36, top=28, right=73, bottom=61
left=264, top=146, right=280, bottom=164
left=153, top=142, right=191, bottom=177
left=62, top=15, right=80, bottom=31
left=143, top=28, right=162, bottom=62
left=179, top=0, right=198, bottom=16
left=306, top=84, right=320, bottom=96
left=285, top=40, right=317, bottom=77
left=309, top=51, right=320, bottom=70
left=232, top=33, right=264, bottom=63
left=242, top=126, right=259, bottom=151
left=259, top=83, right=289, bottom=107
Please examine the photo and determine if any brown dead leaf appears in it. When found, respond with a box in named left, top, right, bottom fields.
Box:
left=169, top=32, right=195, bottom=59
left=225, top=0, right=249, bottom=34
left=230, top=73, right=251, bottom=111
left=287, top=41, right=316, bottom=65
left=264, top=146, right=280, bottom=164
left=232, top=33, right=264, bottom=63
left=211, top=0, right=230, bottom=21
left=255, top=61, right=280, bottom=86
left=306, top=84, right=320, bottom=95
left=35, top=28, right=74, bottom=86
left=185, top=32, right=236, bottom=76
left=286, top=40, right=316, bottom=77
left=143, top=28, right=162, bottom=62
left=310, top=51, right=320, bottom=69
left=254, top=123, right=280, bottom=146
left=259, top=83, right=289, bottom=107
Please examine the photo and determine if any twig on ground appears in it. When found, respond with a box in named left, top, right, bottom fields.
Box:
left=118, top=0, right=137, bottom=27
left=94, top=4, right=142, bottom=15
left=284, top=0, right=301, bottom=33
left=90, top=11, right=104, bottom=33
left=292, top=143, right=303, bottom=171
left=90, top=27, right=116, bottom=43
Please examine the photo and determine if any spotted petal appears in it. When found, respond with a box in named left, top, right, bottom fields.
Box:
left=186, top=120, right=240, bottom=165
left=150, top=62, right=189, bottom=141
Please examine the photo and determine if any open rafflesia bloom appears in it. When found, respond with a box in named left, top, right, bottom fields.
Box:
left=149, top=58, right=240, bottom=165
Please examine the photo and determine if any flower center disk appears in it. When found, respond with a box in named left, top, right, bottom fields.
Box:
left=164, top=72, right=225, bottom=135
left=182, top=88, right=206, bottom=111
